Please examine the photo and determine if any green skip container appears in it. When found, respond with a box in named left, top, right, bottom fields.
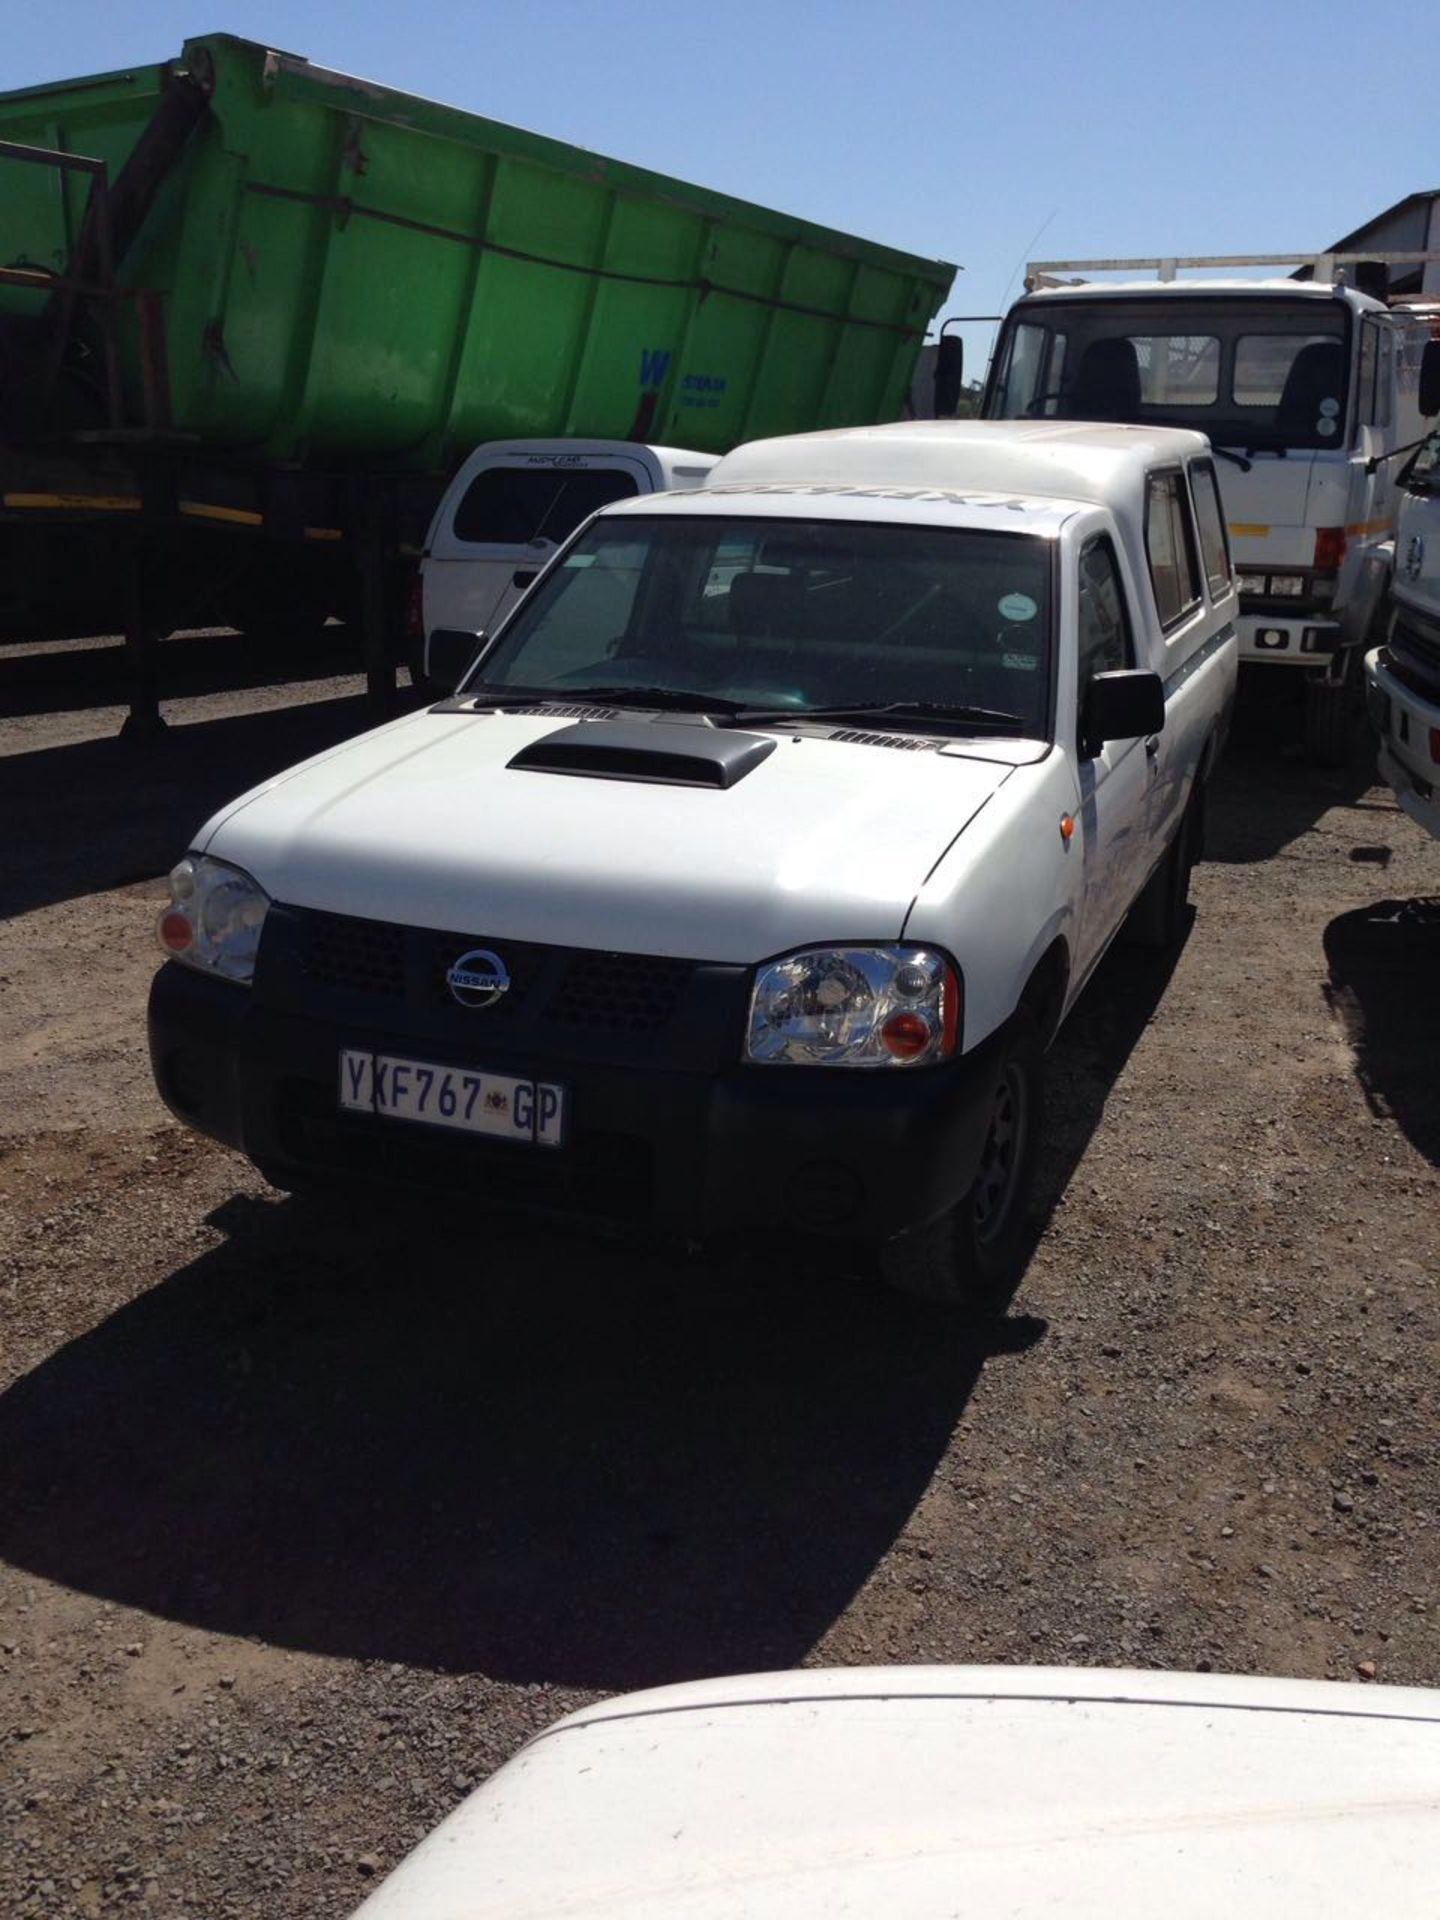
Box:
left=0, top=33, right=955, bottom=466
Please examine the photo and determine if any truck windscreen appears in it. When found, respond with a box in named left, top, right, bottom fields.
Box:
left=474, top=515, right=1054, bottom=738
left=987, top=297, right=1351, bottom=453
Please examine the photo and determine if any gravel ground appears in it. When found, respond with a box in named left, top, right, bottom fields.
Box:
left=2, top=637, right=1439, bottom=1918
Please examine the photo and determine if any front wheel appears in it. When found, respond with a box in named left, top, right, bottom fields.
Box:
left=1302, top=655, right=1359, bottom=766
left=877, top=1013, right=1043, bottom=1309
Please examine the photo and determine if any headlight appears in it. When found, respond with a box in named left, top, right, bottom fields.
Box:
left=157, top=854, right=271, bottom=985
left=1268, top=574, right=1305, bottom=597
left=745, top=945, right=959, bottom=1067
left=1236, top=572, right=1268, bottom=595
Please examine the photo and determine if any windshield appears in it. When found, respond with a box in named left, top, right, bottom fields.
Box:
left=468, top=515, right=1055, bottom=737
left=986, top=296, right=1352, bottom=452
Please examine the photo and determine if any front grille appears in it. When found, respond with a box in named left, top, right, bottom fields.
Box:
left=286, top=907, right=704, bottom=1040
left=1391, top=615, right=1440, bottom=696
left=300, top=911, right=405, bottom=998
left=548, top=951, right=694, bottom=1034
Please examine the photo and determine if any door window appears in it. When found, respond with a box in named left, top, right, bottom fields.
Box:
left=1077, top=535, right=1135, bottom=694
left=1145, top=470, right=1203, bottom=631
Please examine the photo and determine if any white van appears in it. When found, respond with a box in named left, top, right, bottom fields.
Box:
left=149, top=422, right=1235, bottom=1307
left=418, top=439, right=717, bottom=682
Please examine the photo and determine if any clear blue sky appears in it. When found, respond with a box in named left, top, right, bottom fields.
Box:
left=9, top=0, right=1432, bottom=379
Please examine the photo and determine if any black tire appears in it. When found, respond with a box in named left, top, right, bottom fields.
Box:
left=1302, top=661, right=1357, bottom=767
left=1125, top=781, right=1202, bottom=950
left=877, top=1012, right=1043, bottom=1309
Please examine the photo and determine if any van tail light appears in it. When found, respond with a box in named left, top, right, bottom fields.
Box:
left=404, top=571, right=424, bottom=641
left=1313, top=526, right=1347, bottom=573
left=1429, top=726, right=1440, bottom=767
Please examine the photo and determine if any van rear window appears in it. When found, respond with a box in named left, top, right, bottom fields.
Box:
left=452, top=467, right=640, bottom=545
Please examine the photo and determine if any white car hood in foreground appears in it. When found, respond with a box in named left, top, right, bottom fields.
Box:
left=200, top=709, right=1015, bottom=960
left=352, top=1665, right=1440, bottom=1919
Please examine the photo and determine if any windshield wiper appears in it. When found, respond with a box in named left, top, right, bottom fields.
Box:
left=468, top=682, right=747, bottom=716
left=735, top=699, right=1026, bottom=733
left=1211, top=446, right=1253, bottom=473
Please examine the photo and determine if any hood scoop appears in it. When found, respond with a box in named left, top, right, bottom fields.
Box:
left=508, top=719, right=777, bottom=789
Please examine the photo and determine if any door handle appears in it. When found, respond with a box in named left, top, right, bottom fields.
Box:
left=1144, top=735, right=1160, bottom=758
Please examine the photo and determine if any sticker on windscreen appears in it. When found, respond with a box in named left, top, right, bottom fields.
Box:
left=1317, top=418, right=1337, bottom=437
left=1002, top=653, right=1039, bottom=671
left=563, top=552, right=598, bottom=567
left=998, top=592, right=1038, bottom=622
left=1319, top=397, right=1339, bottom=417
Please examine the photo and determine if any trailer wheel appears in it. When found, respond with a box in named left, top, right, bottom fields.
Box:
left=877, top=1013, right=1043, bottom=1311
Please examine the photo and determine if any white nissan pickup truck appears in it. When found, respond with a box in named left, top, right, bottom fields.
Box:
left=148, top=421, right=1237, bottom=1305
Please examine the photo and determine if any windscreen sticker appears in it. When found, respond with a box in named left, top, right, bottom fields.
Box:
left=998, top=592, right=1038, bottom=622
left=1317, top=417, right=1337, bottom=437
left=1002, top=653, right=1039, bottom=670
left=563, top=552, right=598, bottom=567
left=1319, top=397, right=1340, bottom=417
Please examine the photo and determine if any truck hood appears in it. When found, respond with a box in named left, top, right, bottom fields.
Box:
left=201, top=709, right=1015, bottom=960
left=352, top=1665, right=1440, bottom=1919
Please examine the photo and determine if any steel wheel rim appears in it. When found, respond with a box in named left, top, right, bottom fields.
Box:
left=972, top=1061, right=1028, bottom=1244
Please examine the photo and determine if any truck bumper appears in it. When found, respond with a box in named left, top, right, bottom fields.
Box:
left=1238, top=609, right=1340, bottom=667
left=1365, top=647, right=1440, bottom=842
left=148, top=962, right=1006, bottom=1249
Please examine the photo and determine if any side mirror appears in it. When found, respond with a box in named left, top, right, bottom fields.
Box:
left=426, top=627, right=487, bottom=694
left=934, top=332, right=965, bottom=417
left=1081, top=669, right=1164, bottom=758
left=1420, top=339, right=1440, bottom=419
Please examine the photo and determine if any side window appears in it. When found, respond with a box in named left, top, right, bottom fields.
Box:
left=1077, top=535, right=1135, bottom=698
left=1188, top=460, right=1233, bottom=599
left=1145, top=470, right=1202, bottom=632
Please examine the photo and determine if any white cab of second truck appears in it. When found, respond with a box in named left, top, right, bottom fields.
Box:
left=418, top=439, right=718, bottom=682
left=982, top=255, right=1440, bottom=760
left=1365, top=406, right=1440, bottom=839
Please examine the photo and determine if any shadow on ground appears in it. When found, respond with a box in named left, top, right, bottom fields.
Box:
left=1324, top=895, right=1440, bottom=1166
left=0, top=1210, right=1039, bottom=1688
left=0, top=921, right=1186, bottom=1687
left=1207, top=666, right=1379, bottom=866
left=1, top=687, right=424, bottom=917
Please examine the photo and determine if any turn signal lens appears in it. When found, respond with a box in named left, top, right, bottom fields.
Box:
left=159, top=910, right=194, bottom=953
left=1313, top=527, right=1347, bottom=573
left=880, top=1010, right=934, bottom=1059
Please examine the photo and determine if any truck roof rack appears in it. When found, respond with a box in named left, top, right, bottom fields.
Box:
left=1026, top=252, right=1440, bottom=292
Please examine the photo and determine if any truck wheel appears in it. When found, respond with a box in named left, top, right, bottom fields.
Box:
left=1125, top=783, right=1202, bottom=950
left=877, top=1012, right=1043, bottom=1310
left=1302, top=661, right=1357, bottom=767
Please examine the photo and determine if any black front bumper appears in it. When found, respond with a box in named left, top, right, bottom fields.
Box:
left=147, top=914, right=1004, bottom=1247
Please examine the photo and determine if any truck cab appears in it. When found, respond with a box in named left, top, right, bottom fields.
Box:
left=148, top=422, right=1235, bottom=1308
left=982, top=258, right=1440, bottom=760
left=1364, top=409, right=1440, bottom=839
